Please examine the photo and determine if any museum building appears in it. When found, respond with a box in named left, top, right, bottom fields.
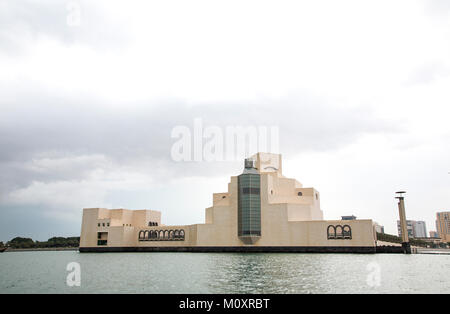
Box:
left=80, top=153, right=377, bottom=253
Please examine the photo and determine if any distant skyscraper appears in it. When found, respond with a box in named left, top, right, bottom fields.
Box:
left=436, top=212, right=450, bottom=242
left=373, top=222, right=384, bottom=234
left=397, top=220, right=427, bottom=238
left=414, top=221, right=427, bottom=238
left=397, top=220, right=414, bottom=238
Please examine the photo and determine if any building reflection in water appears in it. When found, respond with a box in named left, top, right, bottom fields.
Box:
left=204, top=253, right=335, bottom=293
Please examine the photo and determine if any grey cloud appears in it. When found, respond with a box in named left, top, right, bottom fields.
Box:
left=0, top=87, right=398, bottom=197
left=0, top=0, right=129, bottom=55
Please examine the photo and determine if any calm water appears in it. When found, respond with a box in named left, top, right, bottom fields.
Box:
left=0, top=251, right=449, bottom=293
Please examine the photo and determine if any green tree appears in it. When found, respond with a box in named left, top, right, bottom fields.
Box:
left=46, top=237, right=80, bottom=247
left=5, top=236, right=80, bottom=249
left=7, top=237, right=35, bottom=249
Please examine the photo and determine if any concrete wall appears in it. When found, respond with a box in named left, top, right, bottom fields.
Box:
left=80, top=208, right=162, bottom=248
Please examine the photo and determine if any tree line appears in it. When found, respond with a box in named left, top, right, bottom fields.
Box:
left=4, top=237, right=80, bottom=249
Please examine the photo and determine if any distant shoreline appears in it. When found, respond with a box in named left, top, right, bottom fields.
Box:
left=3, top=247, right=79, bottom=252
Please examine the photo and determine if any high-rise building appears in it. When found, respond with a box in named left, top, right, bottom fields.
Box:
left=436, top=212, right=450, bottom=243
left=397, top=220, right=427, bottom=238
left=414, top=221, right=427, bottom=238
left=373, top=222, right=384, bottom=234
left=397, top=220, right=414, bottom=238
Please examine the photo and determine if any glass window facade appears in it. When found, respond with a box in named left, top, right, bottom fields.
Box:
left=238, top=173, right=261, bottom=237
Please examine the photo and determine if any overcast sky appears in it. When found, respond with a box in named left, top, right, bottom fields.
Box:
left=1, top=0, right=450, bottom=241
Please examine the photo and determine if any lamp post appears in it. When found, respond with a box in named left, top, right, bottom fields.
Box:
left=395, top=191, right=411, bottom=254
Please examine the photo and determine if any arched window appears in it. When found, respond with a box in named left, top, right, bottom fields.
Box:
left=179, top=229, right=185, bottom=240
left=139, top=230, right=145, bottom=240
left=343, top=225, right=352, bottom=239
left=143, top=230, right=149, bottom=241
left=174, top=230, right=180, bottom=240
left=327, top=225, right=336, bottom=239
left=159, top=230, right=164, bottom=239
left=169, top=230, right=174, bottom=240
left=297, top=191, right=303, bottom=196
left=164, top=230, right=169, bottom=240
left=335, top=225, right=344, bottom=239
